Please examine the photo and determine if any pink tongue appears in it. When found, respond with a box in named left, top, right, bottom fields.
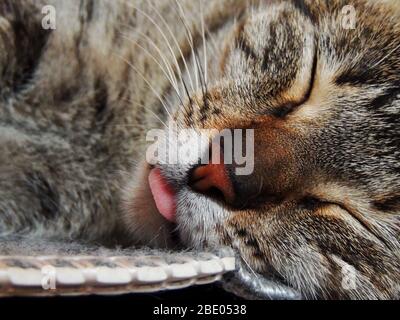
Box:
left=148, top=168, right=176, bottom=223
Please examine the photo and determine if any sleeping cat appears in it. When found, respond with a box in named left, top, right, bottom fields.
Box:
left=0, top=0, right=399, bottom=299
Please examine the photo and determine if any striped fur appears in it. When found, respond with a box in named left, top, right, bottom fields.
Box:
left=0, top=0, right=399, bottom=299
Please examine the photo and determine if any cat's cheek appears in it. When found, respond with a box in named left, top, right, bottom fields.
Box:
left=121, top=161, right=175, bottom=248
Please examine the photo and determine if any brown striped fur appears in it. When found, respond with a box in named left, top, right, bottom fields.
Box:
left=0, top=0, right=399, bottom=299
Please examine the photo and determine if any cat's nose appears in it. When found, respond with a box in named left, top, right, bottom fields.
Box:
left=189, top=162, right=235, bottom=204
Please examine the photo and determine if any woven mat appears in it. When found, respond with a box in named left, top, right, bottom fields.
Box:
left=0, top=252, right=235, bottom=297
left=0, top=237, right=302, bottom=299
left=0, top=237, right=235, bottom=297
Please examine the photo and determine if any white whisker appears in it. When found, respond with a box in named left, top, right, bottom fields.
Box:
left=147, top=0, right=196, bottom=94
left=113, top=52, right=173, bottom=120
left=118, top=22, right=180, bottom=92
left=242, top=256, right=260, bottom=280
left=119, top=32, right=183, bottom=103
left=125, top=3, right=189, bottom=96
left=371, top=42, right=400, bottom=70
left=122, top=97, right=168, bottom=129
left=174, top=0, right=205, bottom=93
left=192, top=50, right=200, bottom=91
left=200, top=0, right=208, bottom=84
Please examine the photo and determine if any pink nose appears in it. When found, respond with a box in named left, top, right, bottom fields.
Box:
left=190, top=162, right=235, bottom=204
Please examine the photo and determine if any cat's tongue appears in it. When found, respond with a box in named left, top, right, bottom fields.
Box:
left=148, top=168, right=176, bottom=223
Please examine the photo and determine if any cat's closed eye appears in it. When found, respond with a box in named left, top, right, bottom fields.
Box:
left=124, top=0, right=399, bottom=300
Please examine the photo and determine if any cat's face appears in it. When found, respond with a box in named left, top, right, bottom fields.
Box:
left=124, top=0, right=399, bottom=299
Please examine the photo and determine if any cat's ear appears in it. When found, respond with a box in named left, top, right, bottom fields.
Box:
left=222, top=258, right=302, bottom=300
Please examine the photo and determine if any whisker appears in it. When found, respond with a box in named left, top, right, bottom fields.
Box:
left=205, top=29, right=218, bottom=56
left=370, top=42, right=400, bottom=69
left=241, top=256, right=260, bottom=280
left=148, top=225, right=164, bottom=245
left=134, top=29, right=180, bottom=90
left=118, top=37, right=179, bottom=96
left=174, top=0, right=207, bottom=97
left=124, top=3, right=190, bottom=98
left=113, top=52, right=173, bottom=120
left=147, top=0, right=196, bottom=94
left=119, top=32, right=184, bottom=106
left=192, top=44, right=200, bottom=91
left=121, top=97, right=168, bottom=129
left=199, top=0, right=208, bottom=84
left=171, top=2, right=210, bottom=129
left=173, top=0, right=199, bottom=85
left=118, top=21, right=181, bottom=94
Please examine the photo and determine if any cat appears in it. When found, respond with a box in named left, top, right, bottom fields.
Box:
left=0, top=0, right=399, bottom=299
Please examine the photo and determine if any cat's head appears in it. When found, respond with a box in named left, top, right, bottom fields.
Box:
left=123, top=0, right=400, bottom=299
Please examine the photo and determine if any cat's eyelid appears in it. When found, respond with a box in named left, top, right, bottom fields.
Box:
left=271, top=46, right=319, bottom=119
left=271, top=102, right=298, bottom=118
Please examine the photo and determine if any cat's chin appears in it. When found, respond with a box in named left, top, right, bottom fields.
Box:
left=122, top=161, right=224, bottom=251
left=122, top=161, right=177, bottom=249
